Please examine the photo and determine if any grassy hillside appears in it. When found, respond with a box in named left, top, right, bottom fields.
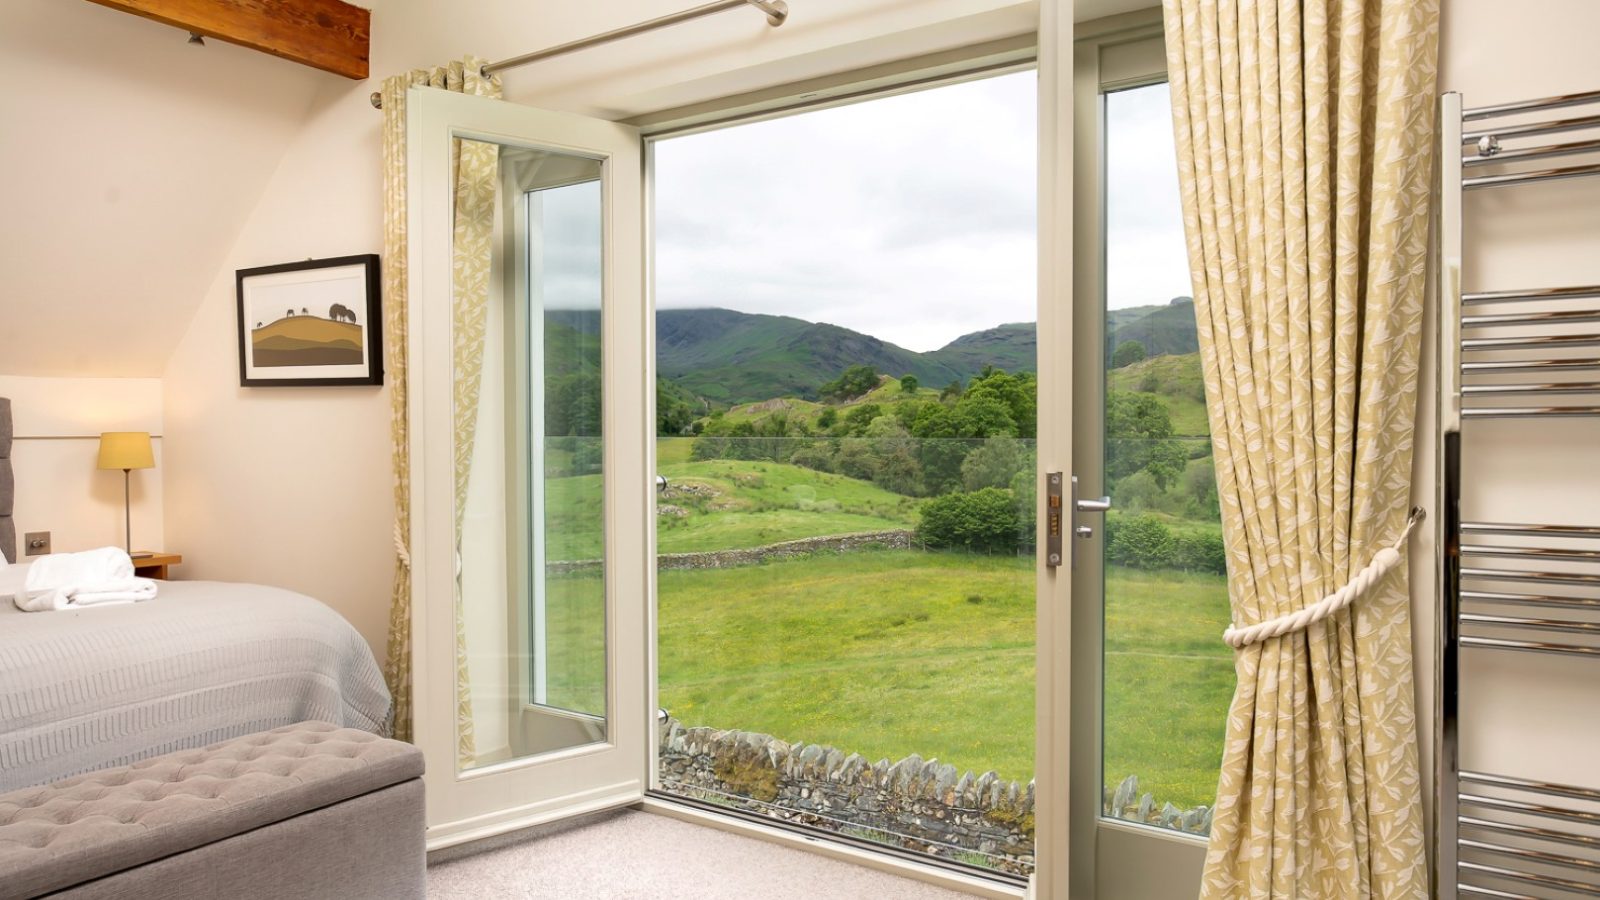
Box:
left=655, top=308, right=964, bottom=404
left=545, top=449, right=919, bottom=560
left=927, top=322, right=1036, bottom=378
left=1108, top=352, right=1210, bottom=437
left=1109, top=297, right=1198, bottom=358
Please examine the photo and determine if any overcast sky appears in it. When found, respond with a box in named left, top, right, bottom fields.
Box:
left=643, top=72, right=1190, bottom=352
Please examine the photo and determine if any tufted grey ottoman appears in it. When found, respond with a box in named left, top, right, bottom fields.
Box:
left=0, top=722, right=424, bottom=899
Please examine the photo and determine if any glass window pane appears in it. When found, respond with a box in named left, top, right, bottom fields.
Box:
left=653, top=71, right=1039, bottom=876
left=457, top=144, right=607, bottom=771
left=1100, top=83, right=1229, bottom=835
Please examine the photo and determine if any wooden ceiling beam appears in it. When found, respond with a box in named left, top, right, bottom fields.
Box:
left=82, top=0, right=371, bottom=80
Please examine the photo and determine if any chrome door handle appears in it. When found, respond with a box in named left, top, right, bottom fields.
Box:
left=1076, top=496, right=1111, bottom=513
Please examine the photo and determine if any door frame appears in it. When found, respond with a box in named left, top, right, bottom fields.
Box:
left=1067, top=10, right=1210, bottom=899
left=407, top=86, right=651, bottom=850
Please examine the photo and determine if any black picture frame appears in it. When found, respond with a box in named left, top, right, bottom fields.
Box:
left=235, top=255, right=383, bottom=387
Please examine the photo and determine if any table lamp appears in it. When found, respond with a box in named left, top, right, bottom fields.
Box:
left=98, top=432, right=155, bottom=556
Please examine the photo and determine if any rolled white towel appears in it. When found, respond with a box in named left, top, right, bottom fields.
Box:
left=14, top=547, right=159, bottom=612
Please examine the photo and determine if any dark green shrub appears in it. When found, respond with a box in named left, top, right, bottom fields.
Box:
left=1174, top=529, right=1228, bottom=574
left=916, top=487, right=1021, bottom=554
left=1106, top=513, right=1176, bottom=569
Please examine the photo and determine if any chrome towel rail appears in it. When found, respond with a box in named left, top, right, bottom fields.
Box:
left=1435, top=88, right=1600, bottom=899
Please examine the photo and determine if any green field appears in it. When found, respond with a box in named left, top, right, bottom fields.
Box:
left=645, top=550, right=1230, bottom=808
left=542, top=441, right=1229, bottom=812
left=546, top=447, right=919, bottom=560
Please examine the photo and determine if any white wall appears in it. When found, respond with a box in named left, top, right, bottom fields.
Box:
left=1410, top=0, right=1600, bottom=815
left=0, top=376, right=163, bottom=558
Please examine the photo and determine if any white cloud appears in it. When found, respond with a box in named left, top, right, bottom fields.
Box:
left=650, top=71, right=1192, bottom=350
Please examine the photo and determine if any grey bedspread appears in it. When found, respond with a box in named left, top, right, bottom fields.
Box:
left=0, top=581, right=392, bottom=791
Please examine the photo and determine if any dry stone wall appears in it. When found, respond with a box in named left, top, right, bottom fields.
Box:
left=657, top=716, right=1036, bottom=875
left=549, top=530, right=913, bottom=576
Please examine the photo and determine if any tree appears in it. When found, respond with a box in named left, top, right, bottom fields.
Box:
left=839, top=403, right=882, bottom=436
left=1111, top=339, right=1148, bottom=369
left=940, top=380, right=964, bottom=402
left=963, top=369, right=1037, bottom=438
left=819, top=365, right=881, bottom=401
left=900, top=374, right=919, bottom=393
left=961, top=436, right=1031, bottom=491
left=816, top=408, right=838, bottom=429
left=916, top=488, right=1021, bottom=553
left=1106, top=391, right=1186, bottom=488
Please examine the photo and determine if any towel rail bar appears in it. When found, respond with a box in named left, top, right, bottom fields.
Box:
left=1461, top=816, right=1600, bottom=851
left=1463, top=309, right=1600, bottom=328
left=1463, top=523, right=1600, bottom=539
left=1461, top=772, right=1600, bottom=804
left=1466, top=88, right=1600, bottom=120
left=1465, top=162, right=1600, bottom=190
left=1459, top=838, right=1600, bottom=875
left=1461, top=568, right=1600, bottom=586
left=1465, top=406, right=1600, bottom=416
left=1460, top=591, right=1600, bottom=610
left=1465, top=137, right=1600, bottom=167
left=1463, top=359, right=1600, bottom=374
left=1460, top=545, right=1600, bottom=562
left=1464, top=286, right=1600, bottom=305
left=1460, top=614, right=1600, bottom=637
left=1463, top=112, right=1600, bottom=144
left=1462, top=383, right=1600, bottom=396
left=1456, top=861, right=1600, bottom=897
left=1462, top=333, right=1600, bottom=351
left=1460, top=636, right=1600, bottom=658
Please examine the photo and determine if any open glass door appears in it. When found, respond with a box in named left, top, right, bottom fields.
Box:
left=1067, top=18, right=1218, bottom=898
left=407, top=86, right=650, bottom=847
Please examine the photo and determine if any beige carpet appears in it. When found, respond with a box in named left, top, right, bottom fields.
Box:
left=426, top=808, right=978, bottom=899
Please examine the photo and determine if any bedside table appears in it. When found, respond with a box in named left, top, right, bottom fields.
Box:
left=132, top=552, right=183, bottom=580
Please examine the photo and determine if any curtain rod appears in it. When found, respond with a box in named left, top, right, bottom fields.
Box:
left=369, top=0, right=789, bottom=109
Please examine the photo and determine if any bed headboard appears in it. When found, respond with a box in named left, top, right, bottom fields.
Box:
left=0, top=398, right=14, bottom=564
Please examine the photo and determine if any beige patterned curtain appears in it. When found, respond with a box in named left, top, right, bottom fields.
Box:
left=381, top=58, right=503, bottom=768
left=1161, top=1, right=1438, bottom=896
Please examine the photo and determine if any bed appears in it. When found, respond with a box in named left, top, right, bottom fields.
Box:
left=0, top=398, right=392, bottom=792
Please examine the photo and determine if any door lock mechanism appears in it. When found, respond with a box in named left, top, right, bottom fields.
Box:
left=1045, top=474, right=1111, bottom=569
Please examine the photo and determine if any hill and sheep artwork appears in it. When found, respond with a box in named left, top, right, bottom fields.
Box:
left=236, top=255, right=381, bottom=387
left=250, top=304, right=365, bottom=367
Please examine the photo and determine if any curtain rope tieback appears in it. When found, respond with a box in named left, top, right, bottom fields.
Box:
left=1222, top=507, right=1426, bottom=649
left=392, top=520, right=411, bottom=570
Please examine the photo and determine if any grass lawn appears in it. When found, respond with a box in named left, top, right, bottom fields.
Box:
left=1103, top=566, right=1231, bottom=809
left=646, top=549, right=1233, bottom=809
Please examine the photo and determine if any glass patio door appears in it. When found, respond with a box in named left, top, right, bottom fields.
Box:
left=407, top=86, right=651, bottom=848
left=1066, top=19, right=1218, bottom=898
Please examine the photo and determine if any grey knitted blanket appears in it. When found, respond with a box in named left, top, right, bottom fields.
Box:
left=0, top=580, right=391, bottom=791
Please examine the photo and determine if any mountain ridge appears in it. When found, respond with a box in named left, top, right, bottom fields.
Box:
left=549, top=302, right=1196, bottom=405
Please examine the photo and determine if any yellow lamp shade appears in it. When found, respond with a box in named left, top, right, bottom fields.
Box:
left=97, top=432, right=155, bottom=470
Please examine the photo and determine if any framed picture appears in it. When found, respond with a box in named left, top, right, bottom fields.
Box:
left=236, top=255, right=382, bottom=387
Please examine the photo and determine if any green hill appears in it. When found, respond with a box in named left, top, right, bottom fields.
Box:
left=1107, top=352, right=1210, bottom=437
left=1109, top=297, right=1198, bottom=358
left=655, top=309, right=963, bottom=405
left=926, top=322, right=1036, bottom=377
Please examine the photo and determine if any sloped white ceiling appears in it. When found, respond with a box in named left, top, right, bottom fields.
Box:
left=0, top=0, right=334, bottom=377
